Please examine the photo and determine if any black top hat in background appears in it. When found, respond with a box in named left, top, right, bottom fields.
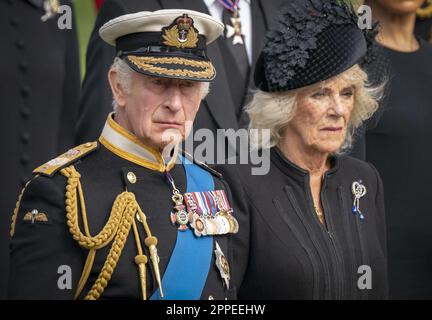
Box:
left=254, top=0, right=378, bottom=92
left=99, top=9, right=224, bottom=82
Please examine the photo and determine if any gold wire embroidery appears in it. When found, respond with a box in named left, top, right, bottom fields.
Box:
left=163, top=25, right=199, bottom=48
left=417, top=0, right=432, bottom=19
left=127, top=55, right=214, bottom=79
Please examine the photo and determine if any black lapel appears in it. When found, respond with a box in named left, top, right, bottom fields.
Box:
left=205, top=38, right=240, bottom=130
left=251, top=0, right=268, bottom=67
left=248, top=0, right=289, bottom=87
left=258, top=0, right=288, bottom=29
left=26, top=0, right=45, bottom=10
left=159, top=0, right=239, bottom=130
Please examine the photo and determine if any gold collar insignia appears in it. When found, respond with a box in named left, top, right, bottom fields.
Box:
left=99, top=113, right=177, bottom=172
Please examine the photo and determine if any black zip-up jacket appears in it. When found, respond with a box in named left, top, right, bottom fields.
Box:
left=219, top=147, right=388, bottom=299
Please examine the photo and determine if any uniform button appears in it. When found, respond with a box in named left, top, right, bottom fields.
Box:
left=15, top=40, right=25, bottom=50
left=21, top=86, right=30, bottom=97
left=21, top=107, right=31, bottom=118
left=21, top=154, right=30, bottom=165
left=18, top=61, right=28, bottom=72
left=208, top=295, right=214, bottom=300
left=21, top=133, right=30, bottom=144
left=127, top=172, right=137, bottom=184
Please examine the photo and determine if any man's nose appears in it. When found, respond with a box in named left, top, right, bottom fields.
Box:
left=165, top=86, right=183, bottom=112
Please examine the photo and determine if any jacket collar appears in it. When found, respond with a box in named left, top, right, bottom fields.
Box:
left=99, top=113, right=177, bottom=172
left=271, top=147, right=340, bottom=182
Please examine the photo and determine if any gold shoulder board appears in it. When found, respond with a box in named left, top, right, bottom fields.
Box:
left=33, top=142, right=98, bottom=177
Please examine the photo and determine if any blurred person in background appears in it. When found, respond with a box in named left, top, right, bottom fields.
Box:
left=0, top=0, right=80, bottom=298
left=357, top=0, right=432, bottom=299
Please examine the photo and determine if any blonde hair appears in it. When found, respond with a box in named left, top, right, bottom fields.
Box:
left=247, top=64, right=383, bottom=153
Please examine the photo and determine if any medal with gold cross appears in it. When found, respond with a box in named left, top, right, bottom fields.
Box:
left=217, top=0, right=244, bottom=45
left=166, top=171, right=192, bottom=231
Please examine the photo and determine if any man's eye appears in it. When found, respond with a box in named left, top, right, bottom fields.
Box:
left=181, top=81, right=195, bottom=87
left=152, top=79, right=164, bottom=85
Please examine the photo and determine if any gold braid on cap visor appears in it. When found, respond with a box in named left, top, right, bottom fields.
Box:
left=127, top=55, right=215, bottom=79
left=417, top=0, right=432, bottom=19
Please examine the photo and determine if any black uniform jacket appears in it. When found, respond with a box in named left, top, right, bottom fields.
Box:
left=218, top=147, right=389, bottom=299
left=8, top=115, right=244, bottom=300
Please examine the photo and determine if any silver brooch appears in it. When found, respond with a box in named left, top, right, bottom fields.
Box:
left=351, top=180, right=367, bottom=220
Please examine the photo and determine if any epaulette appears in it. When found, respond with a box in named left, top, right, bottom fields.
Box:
left=182, top=151, right=223, bottom=179
left=33, top=142, right=99, bottom=177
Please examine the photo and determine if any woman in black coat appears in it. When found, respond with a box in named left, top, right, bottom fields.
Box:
left=220, top=0, right=388, bottom=299
left=360, top=0, right=432, bottom=299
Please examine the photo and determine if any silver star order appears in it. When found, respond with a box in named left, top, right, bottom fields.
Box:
left=215, top=242, right=230, bottom=289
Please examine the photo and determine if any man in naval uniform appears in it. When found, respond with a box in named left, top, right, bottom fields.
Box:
left=8, top=9, right=242, bottom=300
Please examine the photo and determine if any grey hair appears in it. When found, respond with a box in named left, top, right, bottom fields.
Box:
left=247, top=64, right=384, bottom=154
left=110, top=57, right=210, bottom=111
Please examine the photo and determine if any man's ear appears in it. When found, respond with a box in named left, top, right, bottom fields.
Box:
left=108, top=68, right=127, bottom=108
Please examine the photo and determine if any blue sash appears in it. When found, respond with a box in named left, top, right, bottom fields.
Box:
left=150, top=155, right=214, bottom=300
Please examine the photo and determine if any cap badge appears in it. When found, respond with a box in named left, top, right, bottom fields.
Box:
left=162, top=14, right=199, bottom=48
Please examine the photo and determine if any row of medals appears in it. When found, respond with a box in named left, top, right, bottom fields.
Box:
left=170, top=193, right=239, bottom=237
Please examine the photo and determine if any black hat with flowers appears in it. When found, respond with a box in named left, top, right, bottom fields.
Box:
left=254, top=0, right=378, bottom=92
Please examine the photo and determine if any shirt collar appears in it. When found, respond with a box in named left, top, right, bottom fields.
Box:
left=271, top=147, right=340, bottom=182
left=99, top=113, right=177, bottom=172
